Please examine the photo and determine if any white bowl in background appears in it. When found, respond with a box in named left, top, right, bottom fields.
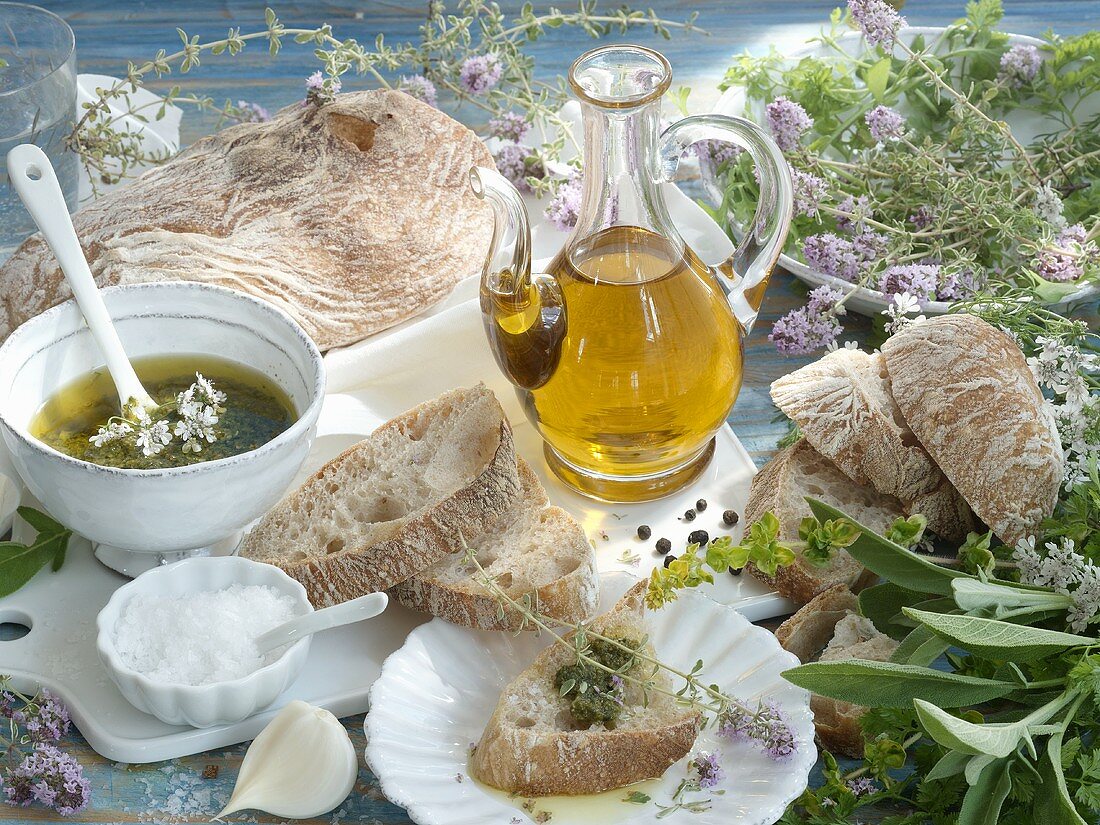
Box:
left=701, top=27, right=1100, bottom=317
left=95, top=556, right=313, bottom=727
left=0, top=281, right=325, bottom=555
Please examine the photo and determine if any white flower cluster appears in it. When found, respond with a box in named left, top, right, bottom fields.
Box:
left=173, top=373, right=227, bottom=454
left=1033, top=182, right=1067, bottom=231
left=1027, top=336, right=1099, bottom=489
left=88, top=373, right=226, bottom=458
left=881, top=292, right=927, bottom=335
left=1013, top=536, right=1100, bottom=632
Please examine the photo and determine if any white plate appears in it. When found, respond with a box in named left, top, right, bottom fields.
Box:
left=701, top=27, right=1100, bottom=317
left=365, top=572, right=815, bottom=825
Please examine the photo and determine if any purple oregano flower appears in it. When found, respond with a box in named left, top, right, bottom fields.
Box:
left=765, top=97, right=813, bottom=152
left=459, top=54, right=503, bottom=95
left=718, top=700, right=797, bottom=760
left=865, top=104, right=905, bottom=141
left=5, top=743, right=91, bottom=816
left=397, top=75, right=438, bottom=108
left=848, top=0, right=906, bottom=49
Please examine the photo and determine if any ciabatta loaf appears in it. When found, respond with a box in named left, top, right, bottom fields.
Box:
left=470, top=582, right=701, bottom=796
left=881, top=315, right=1063, bottom=545
left=745, top=440, right=905, bottom=604
left=777, top=585, right=898, bottom=756
left=239, top=385, right=521, bottom=606
left=390, top=460, right=599, bottom=630
left=770, top=348, right=974, bottom=541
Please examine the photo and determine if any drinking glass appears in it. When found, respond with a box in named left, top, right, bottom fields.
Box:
left=0, top=2, right=77, bottom=262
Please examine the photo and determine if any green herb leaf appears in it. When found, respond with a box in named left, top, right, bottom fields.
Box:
left=891, top=624, right=951, bottom=666
left=865, top=56, right=892, bottom=102
left=623, top=791, right=651, bottom=804
left=958, top=756, right=1013, bottom=825
left=951, top=579, right=1074, bottom=614
left=926, top=750, right=971, bottom=782
left=0, top=540, right=60, bottom=598
left=903, top=608, right=1097, bottom=662
left=15, top=506, right=65, bottom=536
left=914, top=700, right=1028, bottom=758
left=783, top=660, right=1016, bottom=708
left=806, top=499, right=968, bottom=595
left=1035, top=726, right=1090, bottom=825
left=860, top=581, right=930, bottom=639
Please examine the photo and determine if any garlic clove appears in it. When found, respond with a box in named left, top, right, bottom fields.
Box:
left=215, top=699, right=358, bottom=820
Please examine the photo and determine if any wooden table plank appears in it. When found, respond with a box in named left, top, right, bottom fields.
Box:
left=7, top=1, right=1098, bottom=822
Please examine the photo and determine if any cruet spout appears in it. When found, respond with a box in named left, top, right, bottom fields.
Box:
left=470, top=166, right=566, bottom=391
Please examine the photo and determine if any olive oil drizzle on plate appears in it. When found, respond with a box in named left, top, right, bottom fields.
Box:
left=30, top=354, right=296, bottom=470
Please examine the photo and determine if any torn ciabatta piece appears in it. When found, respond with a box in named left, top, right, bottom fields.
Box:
left=389, top=459, right=599, bottom=630
left=770, top=347, right=974, bottom=542
left=239, top=384, right=521, bottom=607
left=470, top=582, right=701, bottom=796
left=776, top=585, right=898, bottom=757
left=744, top=439, right=906, bottom=604
left=881, top=314, right=1063, bottom=546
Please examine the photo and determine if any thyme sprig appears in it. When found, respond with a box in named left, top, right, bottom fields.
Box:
left=459, top=538, right=798, bottom=759
left=71, top=2, right=703, bottom=193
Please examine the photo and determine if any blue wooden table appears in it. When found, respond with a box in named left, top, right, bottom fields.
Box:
left=13, top=1, right=1098, bottom=822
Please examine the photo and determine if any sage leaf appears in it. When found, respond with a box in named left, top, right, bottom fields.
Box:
left=914, top=700, right=1028, bottom=758
left=958, top=756, right=1013, bottom=825
left=807, top=499, right=968, bottom=595
left=15, top=505, right=65, bottom=536
left=952, top=578, right=1073, bottom=614
left=859, top=582, right=930, bottom=639
left=926, top=749, right=970, bottom=781
left=783, top=660, right=1015, bottom=708
left=1036, top=727, right=1089, bottom=825
left=0, top=540, right=58, bottom=598
left=903, top=608, right=1097, bottom=662
left=891, top=624, right=950, bottom=666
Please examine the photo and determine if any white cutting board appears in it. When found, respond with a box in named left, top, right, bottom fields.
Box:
left=0, top=299, right=792, bottom=763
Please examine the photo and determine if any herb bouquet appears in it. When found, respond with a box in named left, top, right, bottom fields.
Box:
left=703, top=0, right=1100, bottom=355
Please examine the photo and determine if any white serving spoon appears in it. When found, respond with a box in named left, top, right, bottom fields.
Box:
left=254, top=592, right=389, bottom=656
left=7, top=144, right=159, bottom=415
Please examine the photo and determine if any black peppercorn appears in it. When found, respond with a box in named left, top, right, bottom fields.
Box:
left=695, top=498, right=708, bottom=512
left=683, top=509, right=696, bottom=521
left=730, top=566, right=743, bottom=577
left=722, top=509, right=739, bottom=526
left=663, top=554, right=677, bottom=568
left=688, top=529, right=709, bottom=546
left=655, top=537, right=672, bottom=555
left=637, top=524, right=652, bottom=540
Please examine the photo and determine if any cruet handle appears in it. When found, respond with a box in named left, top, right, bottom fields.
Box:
left=657, top=115, right=793, bottom=333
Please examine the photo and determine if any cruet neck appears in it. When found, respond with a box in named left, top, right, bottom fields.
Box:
left=567, top=45, right=680, bottom=248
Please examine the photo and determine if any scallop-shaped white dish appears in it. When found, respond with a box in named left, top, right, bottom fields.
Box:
left=365, top=573, right=815, bottom=825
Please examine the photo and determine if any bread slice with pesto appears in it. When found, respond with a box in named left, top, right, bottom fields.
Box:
left=389, top=459, right=599, bottom=630
left=239, top=384, right=522, bottom=607
left=470, top=582, right=701, bottom=796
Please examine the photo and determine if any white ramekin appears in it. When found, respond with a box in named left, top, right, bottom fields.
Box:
left=95, top=556, right=313, bottom=727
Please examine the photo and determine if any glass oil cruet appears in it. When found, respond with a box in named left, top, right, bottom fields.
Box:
left=471, top=45, right=793, bottom=502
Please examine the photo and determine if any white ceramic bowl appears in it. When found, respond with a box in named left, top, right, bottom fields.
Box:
left=95, top=556, right=313, bottom=727
left=0, top=281, right=325, bottom=553
left=701, top=27, right=1100, bottom=317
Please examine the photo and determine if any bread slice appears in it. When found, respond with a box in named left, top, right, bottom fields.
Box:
left=389, top=460, right=599, bottom=630
left=744, top=439, right=906, bottom=604
left=882, top=314, right=1063, bottom=546
left=777, top=585, right=898, bottom=756
left=239, top=384, right=521, bottom=606
left=770, top=348, right=974, bottom=541
left=470, top=582, right=701, bottom=796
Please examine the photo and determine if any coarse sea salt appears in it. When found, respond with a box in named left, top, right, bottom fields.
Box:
left=113, top=583, right=300, bottom=686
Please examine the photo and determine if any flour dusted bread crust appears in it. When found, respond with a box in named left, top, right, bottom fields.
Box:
left=239, top=385, right=521, bottom=606
left=470, top=582, right=701, bottom=796
left=744, top=440, right=905, bottom=604
left=776, top=585, right=898, bottom=756
left=390, top=460, right=599, bottom=630
left=0, top=90, right=493, bottom=350
left=770, top=348, right=974, bottom=541
left=881, top=315, right=1063, bottom=546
